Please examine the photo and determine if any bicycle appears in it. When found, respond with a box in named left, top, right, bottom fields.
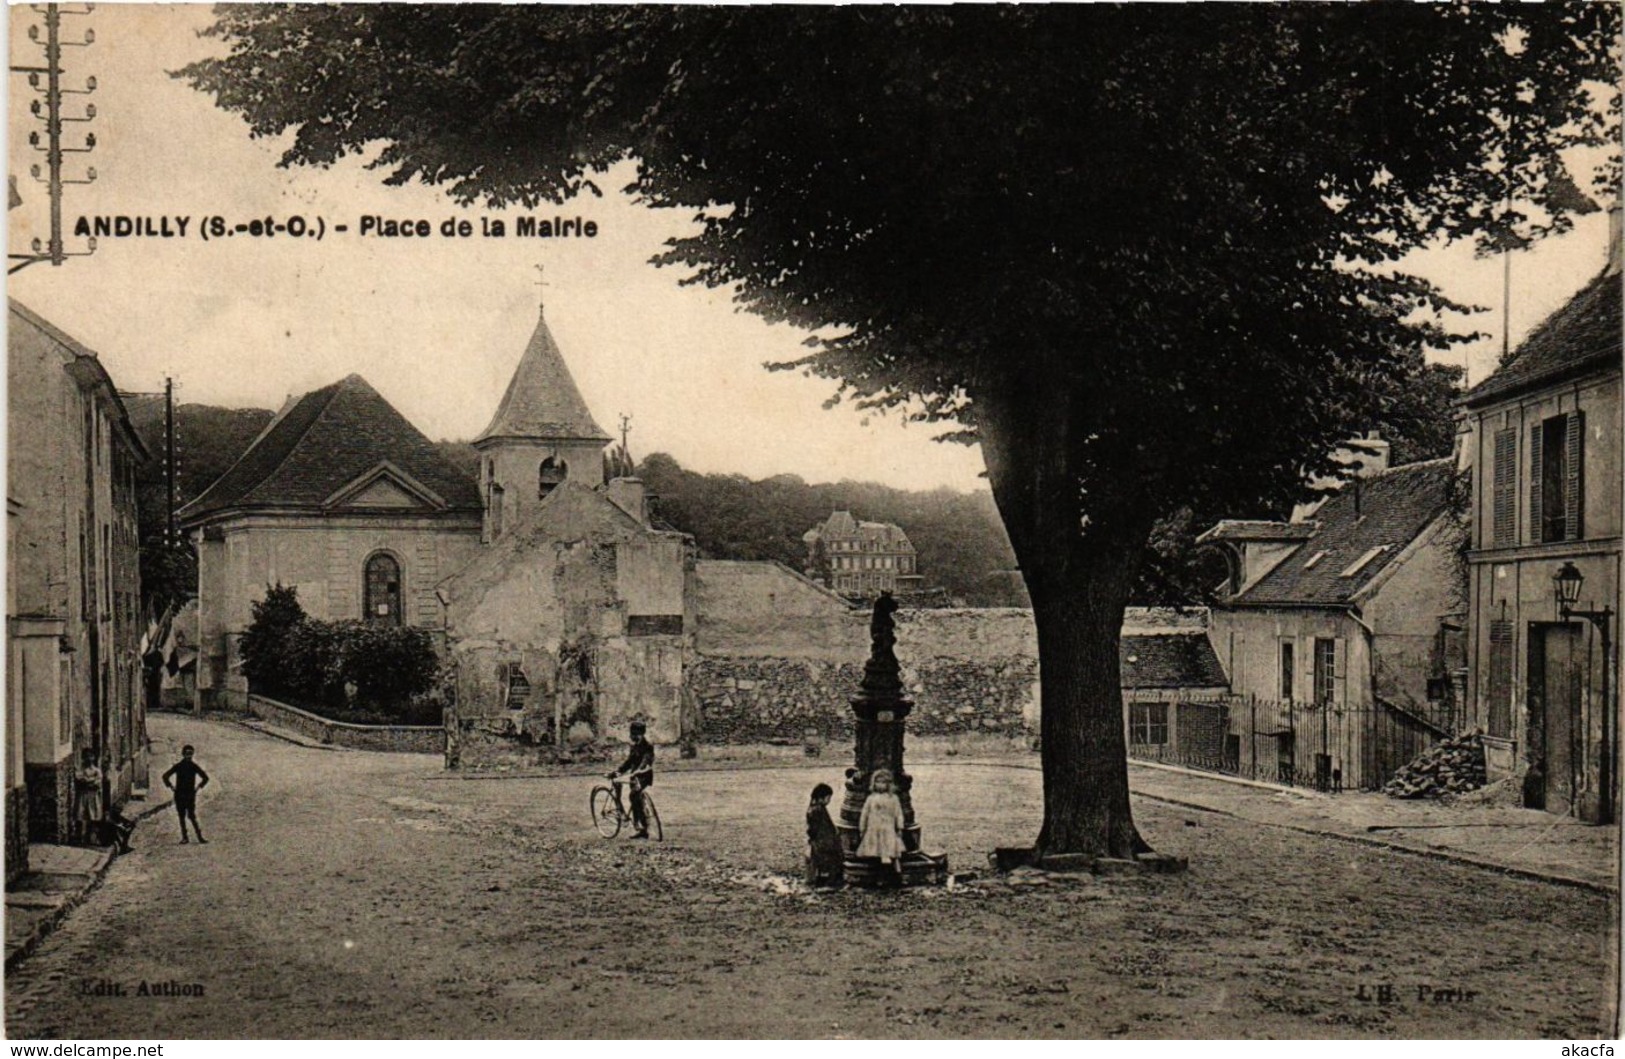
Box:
left=589, top=774, right=662, bottom=840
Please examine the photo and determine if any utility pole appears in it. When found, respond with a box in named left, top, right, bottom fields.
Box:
left=10, top=3, right=98, bottom=274
left=165, top=376, right=176, bottom=546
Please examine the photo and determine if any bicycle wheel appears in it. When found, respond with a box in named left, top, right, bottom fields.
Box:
left=639, top=791, right=663, bottom=841
left=590, top=786, right=622, bottom=838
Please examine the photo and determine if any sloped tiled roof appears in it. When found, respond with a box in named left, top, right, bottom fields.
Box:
left=179, top=374, right=481, bottom=523
left=474, top=309, right=609, bottom=444
left=819, top=510, right=858, bottom=536
left=1229, top=459, right=1457, bottom=607
left=1120, top=632, right=1228, bottom=689
left=9, top=299, right=150, bottom=462
left=1465, top=268, right=1623, bottom=407
left=1195, top=519, right=1318, bottom=545
left=809, top=510, right=915, bottom=549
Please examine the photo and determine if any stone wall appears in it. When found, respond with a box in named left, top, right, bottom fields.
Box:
left=689, top=607, right=1041, bottom=743
left=688, top=654, right=1039, bottom=742
left=247, top=694, right=444, bottom=754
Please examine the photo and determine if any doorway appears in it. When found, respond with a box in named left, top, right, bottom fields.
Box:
left=1527, top=622, right=1584, bottom=817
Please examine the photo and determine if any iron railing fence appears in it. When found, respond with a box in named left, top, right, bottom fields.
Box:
left=1128, top=694, right=1458, bottom=793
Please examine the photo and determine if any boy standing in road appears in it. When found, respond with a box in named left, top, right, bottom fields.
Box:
left=163, top=744, right=210, bottom=844
left=610, top=722, right=655, bottom=839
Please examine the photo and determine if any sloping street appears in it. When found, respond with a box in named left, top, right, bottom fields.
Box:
left=6, top=715, right=1615, bottom=1039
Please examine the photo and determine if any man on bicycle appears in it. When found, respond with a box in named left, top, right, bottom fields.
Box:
left=609, top=721, right=655, bottom=839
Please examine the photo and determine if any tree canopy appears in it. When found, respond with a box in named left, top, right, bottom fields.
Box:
left=183, top=4, right=1620, bottom=859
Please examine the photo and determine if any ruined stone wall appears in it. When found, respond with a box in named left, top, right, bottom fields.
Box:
left=688, top=607, right=1041, bottom=743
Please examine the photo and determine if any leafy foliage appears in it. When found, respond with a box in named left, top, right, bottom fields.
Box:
left=239, top=583, right=307, bottom=696
left=241, top=584, right=440, bottom=722
left=635, top=452, right=1020, bottom=604
left=181, top=6, right=1618, bottom=854
left=326, top=620, right=442, bottom=712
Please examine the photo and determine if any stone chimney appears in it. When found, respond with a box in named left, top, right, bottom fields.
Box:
left=605, top=477, right=648, bottom=526
left=1344, top=431, right=1391, bottom=478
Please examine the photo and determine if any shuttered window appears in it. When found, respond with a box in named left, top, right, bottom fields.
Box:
left=1565, top=411, right=1585, bottom=541
left=1487, top=620, right=1513, bottom=738
left=1535, top=412, right=1585, bottom=544
left=1492, top=428, right=1517, bottom=546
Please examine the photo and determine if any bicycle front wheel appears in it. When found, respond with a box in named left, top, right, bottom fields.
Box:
left=640, top=791, right=663, bottom=841
left=590, top=786, right=622, bottom=838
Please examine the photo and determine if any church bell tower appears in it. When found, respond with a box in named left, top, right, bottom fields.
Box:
left=473, top=288, right=610, bottom=541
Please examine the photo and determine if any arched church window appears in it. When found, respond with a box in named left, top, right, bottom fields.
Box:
left=539, top=457, right=568, bottom=499
left=491, top=484, right=505, bottom=538
left=364, top=552, right=403, bottom=625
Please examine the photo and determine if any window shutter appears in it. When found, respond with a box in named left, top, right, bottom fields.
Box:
left=1488, top=620, right=1513, bottom=738
left=1332, top=637, right=1346, bottom=707
left=1565, top=411, right=1584, bottom=541
left=1528, top=423, right=1543, bottom=544
left=1492, top=429, right=1516, bottom=546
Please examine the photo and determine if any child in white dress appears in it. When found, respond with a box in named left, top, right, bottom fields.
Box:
left=857, top=768, right=905, bottom=883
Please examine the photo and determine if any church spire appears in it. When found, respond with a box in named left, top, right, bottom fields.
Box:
left=474, top=291, right=610, bottom=447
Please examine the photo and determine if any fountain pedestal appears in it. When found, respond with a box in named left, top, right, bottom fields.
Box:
left=835, top=593, right=949, bottom=888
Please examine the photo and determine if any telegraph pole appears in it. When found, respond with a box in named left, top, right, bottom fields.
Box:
left=9, top=2, right=98, bottom=274
left=165, top=376, right=177, bottom=545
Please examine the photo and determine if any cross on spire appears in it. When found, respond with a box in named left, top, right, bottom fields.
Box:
left=533, top=264, right=549, bottom=312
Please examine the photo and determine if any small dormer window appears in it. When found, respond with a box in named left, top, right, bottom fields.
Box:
left=539, top=457, right=567, bottom=499
left=1339, top=545, right=1390, bottom=578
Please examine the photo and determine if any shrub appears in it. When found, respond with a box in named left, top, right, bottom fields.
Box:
left=240, top=584, right=440, bottom=718
left=239, top=584, right=306, bottom=699
left=283, top=617, right=343, bottom=705
left=328, top=620, right=440, bottom=710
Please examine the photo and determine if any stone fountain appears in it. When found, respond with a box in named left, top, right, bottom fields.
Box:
left=835, top=592, right=950, bottom=887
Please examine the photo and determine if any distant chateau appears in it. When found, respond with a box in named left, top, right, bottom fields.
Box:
left=802, top=510, right=923, bottom=598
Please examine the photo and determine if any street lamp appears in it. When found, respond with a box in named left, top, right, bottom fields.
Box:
left=1553, top=561, right=1615, bottom=825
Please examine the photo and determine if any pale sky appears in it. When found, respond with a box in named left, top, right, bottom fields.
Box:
left=6, top=5, right=1615, bottom=493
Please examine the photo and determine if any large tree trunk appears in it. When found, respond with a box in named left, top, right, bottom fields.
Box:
left=978, top=383, right=1154, bottom=860
left=1026, top=531, right=1150, bottom=858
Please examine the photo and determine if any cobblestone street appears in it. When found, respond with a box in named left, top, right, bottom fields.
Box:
left=5, top=715, right=1616, bottom=1039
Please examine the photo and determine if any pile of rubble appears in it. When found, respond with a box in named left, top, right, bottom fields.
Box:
left=1382, top=731, right=1487, bottom=799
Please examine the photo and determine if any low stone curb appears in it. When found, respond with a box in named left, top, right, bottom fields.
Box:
left=228, top=717, right=348, bottom=752
left=5, top=797, right=176, bottom=971
left=5, top=851, right=110, bottom=971
left=1235, top=814, right=1618, bottom=896
left=1121, top=788, right=1617, bottom=895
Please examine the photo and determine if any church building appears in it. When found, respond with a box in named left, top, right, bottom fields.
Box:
left=179, top=299, right=670, bottom=719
